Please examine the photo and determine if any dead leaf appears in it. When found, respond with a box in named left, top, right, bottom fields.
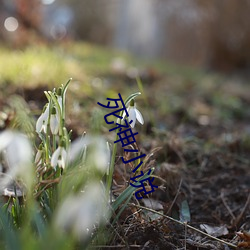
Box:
left=237, top=231, right=250, bottom=248
left=142, top=198, right=164, bottom=221
left=142, top=198, right=164, bottom=211
left=200, top=224, right=229, bottom=237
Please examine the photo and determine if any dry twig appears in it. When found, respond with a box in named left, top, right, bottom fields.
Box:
left=129, top=203, right=237, bottom=249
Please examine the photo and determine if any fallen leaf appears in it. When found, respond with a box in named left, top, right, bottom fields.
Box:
left=200, top=224, right=229, bottom=237
left=142, top=198, right=164, bottom=210
left=237, top=231, right=250, bottom=248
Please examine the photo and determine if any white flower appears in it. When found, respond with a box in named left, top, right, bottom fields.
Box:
left=36, top=104, right=50, bottom=133
left=67, top=135, right=110, bottom=173
left=35, top=149, right=42, bottom=164
left=123, top=99, right=144, bottom=128
left=0, top=130, right=33, bottom=190
left=57, top=95, right=63, bottom=112
left=35, top=144, right=43, bottom=165
left=51, top=145, right=67, bottom=169
left=92, top=138, right=110, bottom=173
left=54, top=182, right=109, bottom=240
left=56, top=87, right=63, bottom=108
left=50, top=106, right=60, bottom=135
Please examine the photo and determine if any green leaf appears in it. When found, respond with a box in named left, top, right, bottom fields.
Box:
left=179, top=199, right=191, bottom=222
left=0, top=207, right=21, bottom=250
left=32, top=209, right=46, bottom=237
left=62, top=78, right=72, bottom=98
left=111, top=168, right=155, bottom=214
left=112, top=193, right=133, bottom=225
left=124, top=92, right=141, bottom=106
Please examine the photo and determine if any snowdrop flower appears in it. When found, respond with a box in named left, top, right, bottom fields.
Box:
left=54, top=182, right=109, bottom=240
left=123, top=99, right=144, bottom=128
left=92, top=137, right=110, bottom=173
left=50, top=106, right=59, bottom=135
left=35, top=144, right=43, bottom=165
left=51, top=142, right=67, bottom=169
left=67, top=135, right=110, bottom=173
left=0, top=130, right=33, bottom=190
left=36, top=103, right=50, bottom=133
left=57, top=87, right=63, bottom=111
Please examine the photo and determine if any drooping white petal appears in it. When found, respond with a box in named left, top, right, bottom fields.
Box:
left=59, top=148, right=67, bottom=169
left=36, top=113, right=45, bottom=133
left=35, top=149, right=43, bottom=164
left=55, top=182, right=109, bottom=240
left=57, top=158, right=64, bottom=169
left=128, top=107, right=136, bottom=128
left=5, top=133, right=32, bottom=171
left=67, top=136, right=110, bottom=173
left=135, top=108, right=144, bottom=125
left=51, top=146, right=67, bottom=169
left=51, top=147, right=61, bottom=168
left=44, top=103, right=50, bottom=118
left=57, top=96, right=63, bottom=112
left=122, top=109, right=127, bottom=119
left=0, top=130, right=14, bottom=151
left=50, top=114, right=59, bottom=135
left=0, top=130, right=33, bottom=190
left=41, top=121, right=48, bottom=133
left=36, top=104, right=50, bottom=134
left=67, top=136, right=90, bottom=163
left=93, top=138, right=110, bottom=172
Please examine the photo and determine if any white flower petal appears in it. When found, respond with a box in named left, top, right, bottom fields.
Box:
left=51, top=147, right=67, bottom=169
left=58, top=159, right=64, bottom=169
left=0, top=131, right=33, bottom=190
left=36, top=113, right=45, bottom=133
left=67, top=136, right=89, bottom=163
left=0, top=130, right=13, bottom=151
left=51, top=147, right=61, bottom=168
left=41, top=121, right=48, bottom=133
left=128, top=107, right=136, bottom=128
left=55, top=183, right=109, bottom=240
left=57, top=96, right=63, bottom=111
left=50, top=114, right=59, bottom=135
left=36, top=104, right=50, bottom=134
left=60, top=148, right=67, bottom=169
left=35, top=150, right=42, bottom=164
left=122, top=108, right=127, bottom=119
left=135, top=108, right=144, bottom=125
left=93, top=138, right=110, bottom=172
left=44, top=104, right=50, bottom=118
left=6, top=133, right=32, bottom=170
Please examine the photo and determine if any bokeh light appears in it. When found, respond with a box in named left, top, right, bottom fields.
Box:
left=4, top=17, right=19, bottom=32
left=41, top=0, right=55, bottom=5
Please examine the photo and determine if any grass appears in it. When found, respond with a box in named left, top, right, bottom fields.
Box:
left=0, top=41, right=210, bottom=86
left=0, top=41, right=249, bottom=249
left=0, top=42, right=131, bottom=87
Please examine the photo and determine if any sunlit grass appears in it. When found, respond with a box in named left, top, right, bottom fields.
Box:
left=0, top=42, right=208, bottom=88
left=0, top=44, right=85, bottom=86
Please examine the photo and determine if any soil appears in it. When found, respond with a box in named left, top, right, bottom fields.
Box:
left=1, top=71, right=250, bottom=250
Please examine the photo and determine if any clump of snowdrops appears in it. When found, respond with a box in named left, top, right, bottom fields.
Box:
left=0, top=79, right=147, bottom=249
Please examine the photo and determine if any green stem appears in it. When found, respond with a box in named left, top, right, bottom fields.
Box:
left=52, top=134, right=56, bottom=152
left=106, top=133, right=118, bottom=199
left=49, top=93, right=63, bottom=136
left=62, top=78, right=71, bottom=127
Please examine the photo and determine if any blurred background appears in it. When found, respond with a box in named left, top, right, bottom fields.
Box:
left=0, top=2, right=250, bottom=249
left=1, top=0, right=250, bottom=72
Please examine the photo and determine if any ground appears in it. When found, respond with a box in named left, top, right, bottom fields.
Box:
left=0, top=42, right=249, bottom=249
